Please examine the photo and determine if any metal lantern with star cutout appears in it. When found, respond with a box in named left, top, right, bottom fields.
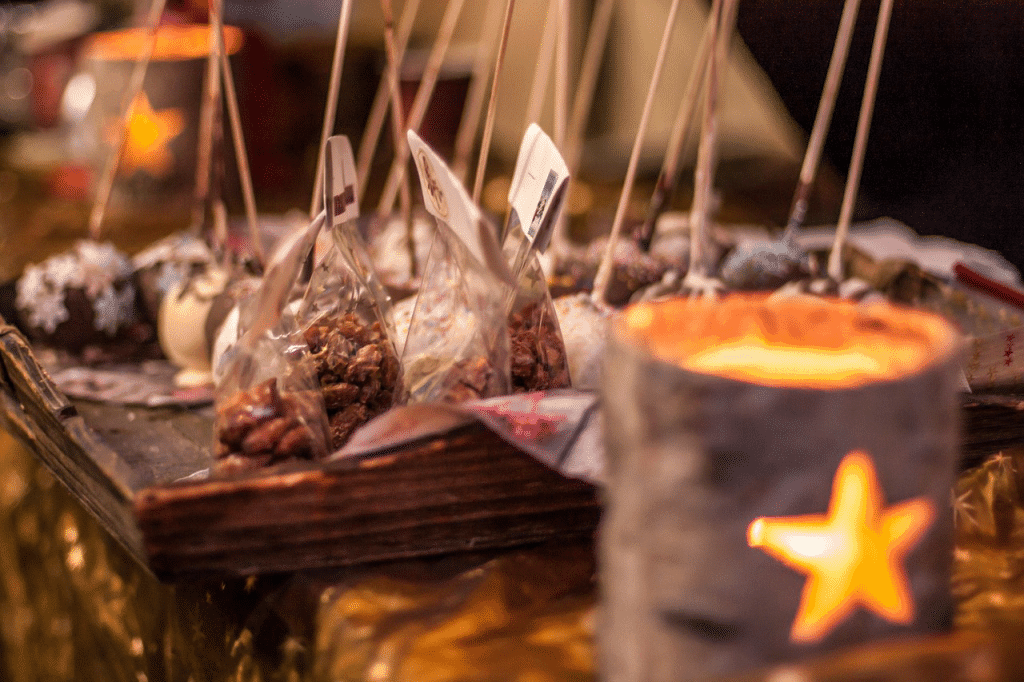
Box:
left=73, top=24, right=243, bottom=211
left=599, top=294, right=962, bottom=682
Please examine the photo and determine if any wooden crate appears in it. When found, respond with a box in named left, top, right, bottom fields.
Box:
left=0, top=321, right=600, bottom=580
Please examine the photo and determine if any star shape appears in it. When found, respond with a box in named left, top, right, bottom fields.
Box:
left=111, top=92, right=185, bottom=178
left=747, top=450, right=934, bottom=643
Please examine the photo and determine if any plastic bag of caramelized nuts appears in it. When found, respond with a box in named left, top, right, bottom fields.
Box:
left=502, top=124, right=572, bottom=392
left=214, top=136, right=402, bottom=470
left=213, top=211, right=333, bottom=474
left=402, top=131, right=516, bottom=404
left=294, top=136, right=403, bottom=449
left=506, top=254, right=572, bottom=392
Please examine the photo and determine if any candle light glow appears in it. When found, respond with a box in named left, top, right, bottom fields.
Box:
left=620, top=295, right=956, bottom=389
left=85, top=25, right=244, bottom=62
left=748, top=451, right=934, bottom=643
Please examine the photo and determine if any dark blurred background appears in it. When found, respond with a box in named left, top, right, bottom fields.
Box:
left=0, top=0, right=1022, bottom=276
left=737, top=0, right=1024, bottom=271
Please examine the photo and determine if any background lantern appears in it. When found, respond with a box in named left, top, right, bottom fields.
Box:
left=599, top=294, right=962, bottom=682
left=71, top=24, right=243, bottom=218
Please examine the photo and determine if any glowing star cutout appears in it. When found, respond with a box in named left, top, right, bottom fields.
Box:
left=747, top=450, right=934, bottom=644
left=110, top=92, right=185, bottom=177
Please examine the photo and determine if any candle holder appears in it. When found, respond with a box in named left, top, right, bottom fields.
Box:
left=600, top=294, right=962, bottom=681
left=72, top=24, right=243, bottom=213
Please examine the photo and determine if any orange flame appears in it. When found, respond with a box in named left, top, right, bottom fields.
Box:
left=747, top=451, right=934, bottom=643
left=111, top=92, right=185, bottom=177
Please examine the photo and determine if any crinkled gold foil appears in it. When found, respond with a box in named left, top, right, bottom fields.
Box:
left=953, top=448, right=1024, bottom=631
left=0, top=430, right=310, bottom=682
left=313, top=546, right=595, bottom=682
left=6, top=424, right=1024, bottom=681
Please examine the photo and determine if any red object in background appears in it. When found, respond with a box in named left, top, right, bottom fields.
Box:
left=27, top=39, right=84, bottom=129
left=232, top=29, right=295, bottom=194
left=47, top=163, right=93, bottom=200
left=954, top=262, right=1024, bottom=312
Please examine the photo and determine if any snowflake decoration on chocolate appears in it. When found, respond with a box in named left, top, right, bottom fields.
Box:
left=40, top=252, right=81, bottom=291
left=16, top=264, right=70, bottom=334
left=77, top=241, right=132, bottom=299
left=92, top=283, right=136, bottom=336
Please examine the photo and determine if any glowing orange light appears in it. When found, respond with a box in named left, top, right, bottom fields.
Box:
left=85, top=25, right=244, bottom=62
left=747, top=451, right=934, bottom=643
left=619, top=296, right=955, bottom=389
left=111, top=92, right=185, bottom=177
left=686, top=336, right=888, bottom=387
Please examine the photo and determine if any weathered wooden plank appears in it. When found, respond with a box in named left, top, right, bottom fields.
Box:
left=0, top=325, right=138, bottom=497
left=134, top=424, right=600, bottom=578
left=72, top=401, right=214, bottom=490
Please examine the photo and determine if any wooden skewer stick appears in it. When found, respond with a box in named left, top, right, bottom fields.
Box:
left=87, top=0, right=168, bottom=242
left=554, top=0, right=570, bottom=148
left=355, top=0, right=422, bottom=201
left=564, top=0, right=614, bottom=176
left=377, top=0, right=469, bottom=216
left=827, top=0, right=894, bottom=281
left=206, top=9, right=228, bottom=263
left=523, top=0, right=557, bottom=130
left=309, top=0, right=355, bottom=218
left=552, top=0, right=614, bottom=255
left=591, top=0, right=684, bottom=305
left=214, top=0, right=264, bottom=268
left=472, top=0, right=517, bottom=205
left=379, top=0, right=416, bottom=275
left=452, top=0, right=505, bottom=183
left=192, top=12, right=222, bottom=231
left=784, top=0, right=861, bottom=240
left=686, top=0, right=738, bottom=285
left=636, top=11, right=714, bottom=250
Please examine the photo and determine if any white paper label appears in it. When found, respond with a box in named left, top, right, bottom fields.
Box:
left=964, top=325, right=1024, bottom=390
left=508, top=123, right=569, bottom=252
left=324, top=135, right=359, bottom=228
left=407, top=129, right=514, bottom=285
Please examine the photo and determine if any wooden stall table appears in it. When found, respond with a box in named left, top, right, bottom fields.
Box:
left=4, top=309, right=1024, bottom=680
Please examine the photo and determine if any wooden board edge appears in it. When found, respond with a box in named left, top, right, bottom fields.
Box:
left=134, top=426, right=601, bottom=578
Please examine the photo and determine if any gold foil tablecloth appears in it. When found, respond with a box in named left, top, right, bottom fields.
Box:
left=4, top=424, right=1024, bottom=681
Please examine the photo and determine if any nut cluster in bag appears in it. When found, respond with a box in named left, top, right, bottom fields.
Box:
left=212, top=211, right=333, bottom=474
left=502, top=123, right=573, bottom=392
left=215, top=364, right=328, bottom=471
left=294, top=136, right=403, bottom=448
left=303, top=313, right=400, bottom=446
left=402, top=131, right=516, bottom=404
left=507, top=253, right=572, bottom=392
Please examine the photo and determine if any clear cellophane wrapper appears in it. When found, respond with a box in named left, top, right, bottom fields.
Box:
left=402, top=222, right=513, bottom=404
left=295, top=223, right=403, bottom=450
left=212, top=216, right=334, bottom=473
left=504, top=228, right=572, bottom=392
left=213, top=321, right=331, bottom=473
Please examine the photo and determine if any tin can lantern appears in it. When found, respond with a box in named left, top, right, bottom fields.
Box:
left=599, top=294, right=962, bottom=681
left=73, top=24, right=243, bottom=211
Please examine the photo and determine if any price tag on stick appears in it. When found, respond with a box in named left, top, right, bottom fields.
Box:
left=323, top=135, right=360, bottom=229
left=407, top=129, right=515, bottom=286
left=503, top=124, right=570, bottom=292
left=507, top=123, right=570, bottom=255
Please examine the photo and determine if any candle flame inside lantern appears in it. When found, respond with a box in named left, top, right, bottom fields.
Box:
left=108, top=92, right=184, bottom=177
left=620, top=295, right=957, bottom=389
left=747, top=451, right=934, bottom=643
